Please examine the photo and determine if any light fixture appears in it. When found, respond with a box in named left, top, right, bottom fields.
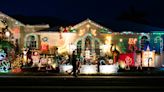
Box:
left=5, top=31, right=10, bottom=37
left=120, top=38, right=123, bottom=42
left=86, top=24, right=90, bottom=28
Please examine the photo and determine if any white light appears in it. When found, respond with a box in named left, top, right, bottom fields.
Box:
left=70, top=44, right=76, bottom=54
left=80, top=65, right=97, bottom=74
left=103, top=44, right=108, bottom=49
left=120, top=39, right=123, bottom=42
left=86, top=24, right=90, bottom=28
left=59, top=65, right=73, bottom=73
left=51, top=63, right=57, bottom=69
left=120, top=61, right=126, bottom=69
left=99, top=65, right=118, bottom=74
left=5, top=31, right=10, bottom=37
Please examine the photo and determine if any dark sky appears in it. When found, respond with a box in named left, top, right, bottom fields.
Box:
left=1, top=0, right=164, bottom=31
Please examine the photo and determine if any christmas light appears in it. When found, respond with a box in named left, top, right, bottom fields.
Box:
left=120, top=38, right=123, bottom=42
left=5, top=31, right=10, bottom=37
left=99, top=64, right=118, bottom=74
left=80, top=65, right=97, bottom=74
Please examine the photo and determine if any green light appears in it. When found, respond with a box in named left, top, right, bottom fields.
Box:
left=70, top=29, right=76, bottom=32
left=88, top=33, right=92, bottom=36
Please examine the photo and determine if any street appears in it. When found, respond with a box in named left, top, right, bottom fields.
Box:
left=0, top=67, right=163, bottom=92
left=0, top=74, right=163, bottom=92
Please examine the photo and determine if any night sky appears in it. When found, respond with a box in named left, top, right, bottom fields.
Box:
left=1, top=0, right=164, bottom=31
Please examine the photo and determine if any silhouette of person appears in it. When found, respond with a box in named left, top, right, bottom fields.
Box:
left=71, top=50, right=78, bottom=77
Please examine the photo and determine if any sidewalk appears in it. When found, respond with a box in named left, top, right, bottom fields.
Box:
left=0, top=67, right=164, bottom=76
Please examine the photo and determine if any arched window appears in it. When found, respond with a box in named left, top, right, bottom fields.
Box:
left=141, top=36, right=148, bottom=50
left=154, top=36, right=163, bottom=53
left=26, top=35, right=37, bottom=49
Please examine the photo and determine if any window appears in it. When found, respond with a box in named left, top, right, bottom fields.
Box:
left=26, top=35, right=37, bottom=49
left=154, top=37, right=163, bottom=53
left=141, top=36, right=148, bottom=50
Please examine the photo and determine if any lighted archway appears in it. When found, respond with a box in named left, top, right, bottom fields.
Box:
left=154, top=36, right=163, bottom=53
left=139, top=34, right=150, bottom=51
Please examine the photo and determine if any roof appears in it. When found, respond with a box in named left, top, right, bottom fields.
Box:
left=71, top=18, right=111, bottom=31
left=0, top=12, right=25, bottom=26
left=10, top=15, right=71, bottom=27
left=36, top=26, right=61, bottom=32
left=109, top=20, right=164, bottom=32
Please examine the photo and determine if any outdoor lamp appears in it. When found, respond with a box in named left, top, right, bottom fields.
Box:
left=5, top=31, right=10, bottom=37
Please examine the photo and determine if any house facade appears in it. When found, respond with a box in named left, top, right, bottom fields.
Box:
left=0, top=12, right=164, bottom=69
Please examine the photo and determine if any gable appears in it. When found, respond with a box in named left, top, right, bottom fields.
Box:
left=71, top=19, right=112, bottom=33
left=0, top=12, right=25, bottom=26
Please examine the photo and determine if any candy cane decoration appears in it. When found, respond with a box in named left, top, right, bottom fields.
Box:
left=0, top=60, right=10, bottom=72
left=100, top=60, right=106, bottom=65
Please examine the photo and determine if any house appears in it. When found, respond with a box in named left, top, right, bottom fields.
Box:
left=0, top=12, right=164, bottom=68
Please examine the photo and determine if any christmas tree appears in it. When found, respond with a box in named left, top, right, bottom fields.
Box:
left=11, top=55, right=22, bottom=73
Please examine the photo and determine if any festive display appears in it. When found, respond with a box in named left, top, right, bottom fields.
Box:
left=0, top=49, right=10, bottom=73
left=11, top=55, right=22, bottom=73
left=80, top=65, right=98, bottom=74
left=60, top=65, right=73, bottom=73
left=119, top=53, right=135, bottom=70
left=0, top=12, right=164, bottom=75
left=22, top=48, right=28, bottom=65
left=142, top=45, right=155, bottom=67
left=99, top=64, right=119, bottom=74
left=31, top=51, right=40, bottom=67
